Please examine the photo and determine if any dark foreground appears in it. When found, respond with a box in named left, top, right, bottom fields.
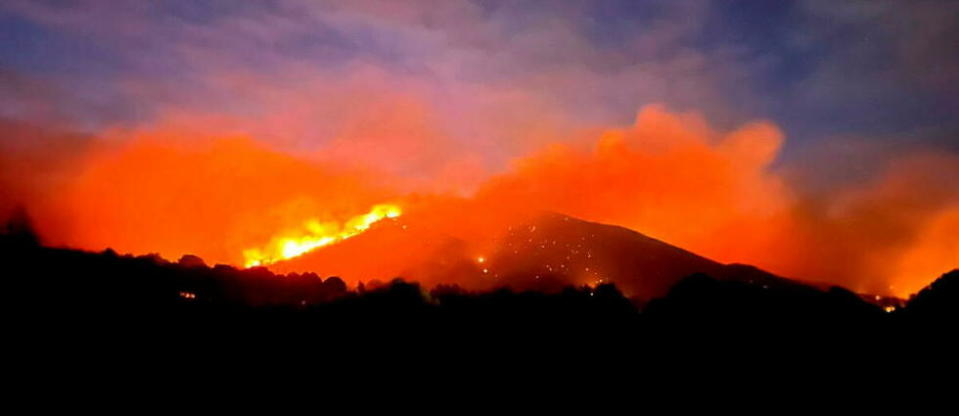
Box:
left=4, top=226, right=956, bottom=351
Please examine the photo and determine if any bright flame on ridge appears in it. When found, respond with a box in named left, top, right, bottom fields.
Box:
left=243, top=203, right=402, bottom=268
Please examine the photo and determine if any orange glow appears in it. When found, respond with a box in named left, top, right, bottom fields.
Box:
left=31, top=135, right=395, bottom=266
left=475, top=105, right=793, bottom=278
left=7, top=105, right=957, bottom=297
left=890, top=208, right=959, bottom=296
left=243, top=203, right=402, bottom=268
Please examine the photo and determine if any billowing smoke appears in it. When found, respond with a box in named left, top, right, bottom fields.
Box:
left=475, top=106, right=959, bottom=296
left=11, top=128, right=396, bottom=266
left=2, top=105, right=955, bottom=297
left=477, top=105, right=792, bottom=268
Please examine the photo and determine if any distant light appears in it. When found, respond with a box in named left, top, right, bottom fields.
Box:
left=884, top=306, right=896, bottom=313
left=179, top=291, right=196, bottom=300
left=477, top=256, right=486, bottom=264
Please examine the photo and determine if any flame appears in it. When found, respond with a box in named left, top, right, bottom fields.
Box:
left=243, top=203, right=402, bottom=268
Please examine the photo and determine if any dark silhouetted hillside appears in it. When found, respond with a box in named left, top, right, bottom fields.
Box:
left=275, top=211, right=802, bottom=300
left=901, top=269, right=959, bottom=322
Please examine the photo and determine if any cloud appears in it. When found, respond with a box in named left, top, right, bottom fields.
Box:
left=0, top=1, right=956, bottom=296
left=3, top=103, right=956, bottom=297
left=32, top=132, right=395, bottom=265
left=472, top=106, right=958, bottom=296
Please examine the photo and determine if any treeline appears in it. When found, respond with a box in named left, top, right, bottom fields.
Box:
left=2, top=224, right=956, bottom=342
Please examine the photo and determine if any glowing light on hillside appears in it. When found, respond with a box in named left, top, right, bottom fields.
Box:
left=243, top=203, right=402, bottom=268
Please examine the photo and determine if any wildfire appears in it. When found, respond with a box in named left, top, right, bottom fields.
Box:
left=243, top=203, right=402, bottom=268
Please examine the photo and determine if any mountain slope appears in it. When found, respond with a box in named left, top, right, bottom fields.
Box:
left=271, top=211, right=796, bottom=299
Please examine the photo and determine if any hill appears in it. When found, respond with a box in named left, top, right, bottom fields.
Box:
left=273, top=211, right=797, bottom=300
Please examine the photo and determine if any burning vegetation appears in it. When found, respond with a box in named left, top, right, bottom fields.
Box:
left=242, top=203, right=402, bottom=268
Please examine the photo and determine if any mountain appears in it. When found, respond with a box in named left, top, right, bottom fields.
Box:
left=271, top=211, right=797, bottom=300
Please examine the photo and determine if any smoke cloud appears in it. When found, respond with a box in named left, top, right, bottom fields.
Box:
left=2, top=105, right=955, bottom=297
left=1, top=1, right=956, bottom=297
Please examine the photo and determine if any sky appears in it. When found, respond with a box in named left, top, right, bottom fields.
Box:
left=2, top=1, right=956, bottom=165
left=0, top=0, right=957, bottom=296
